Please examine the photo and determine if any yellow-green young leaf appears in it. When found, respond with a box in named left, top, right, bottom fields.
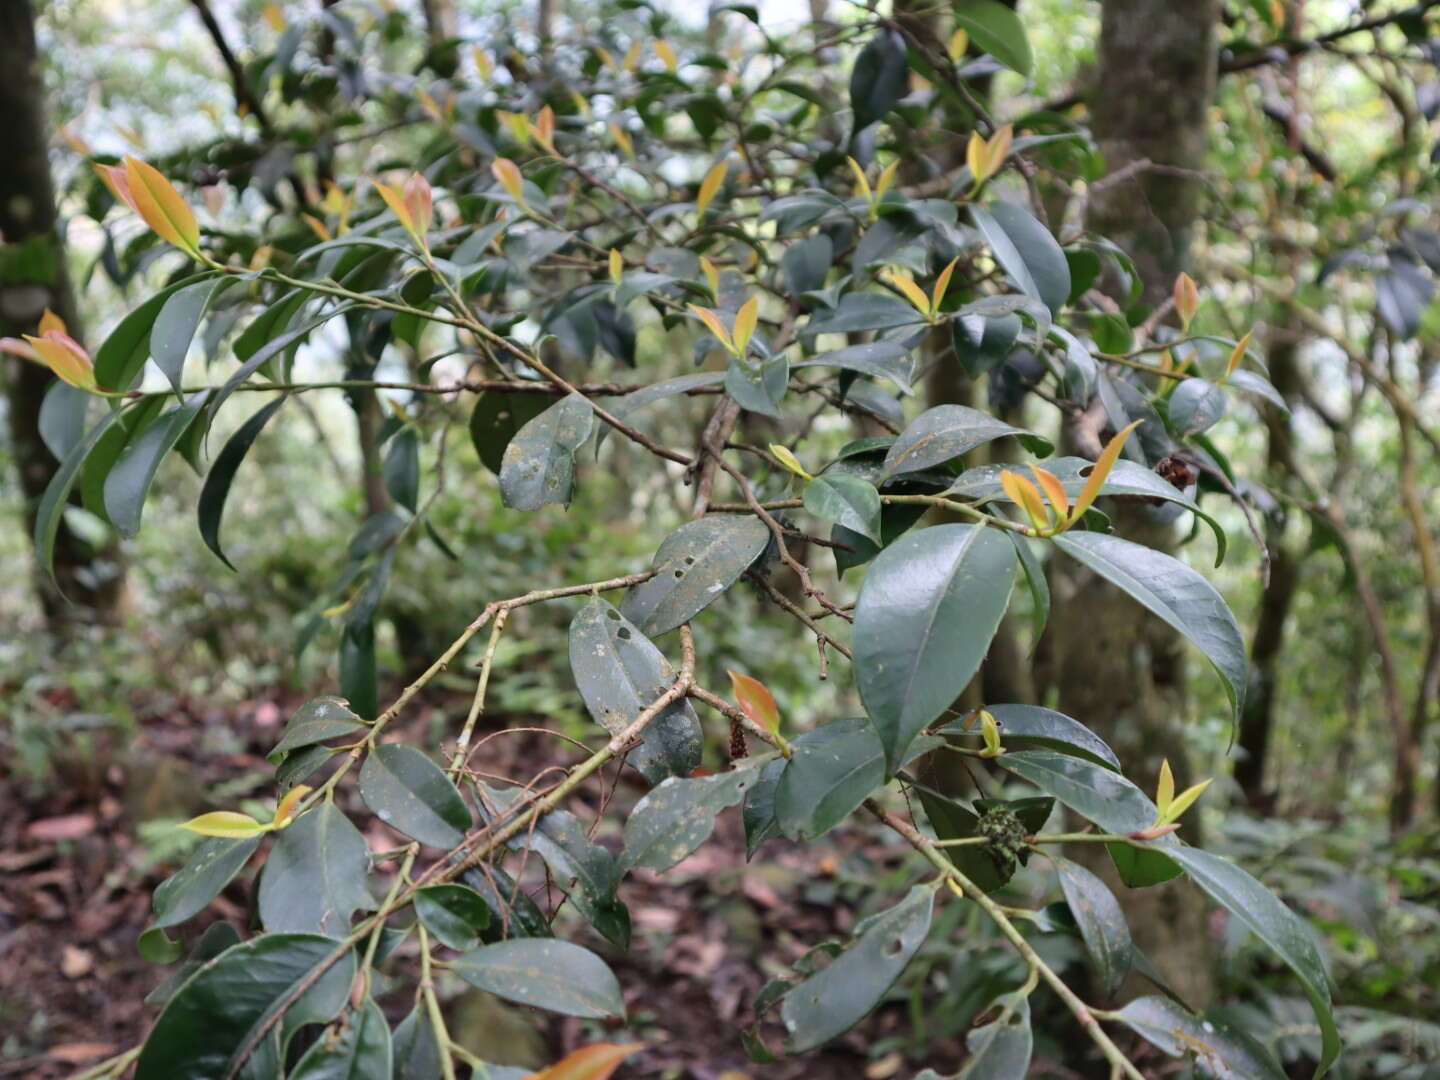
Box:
left=696, top=160, right=728, bottom=218
left=889, top=272, right=933, bottom=316
left=930, top=257, right=959, bottom=316
left=263, top=2, right=286, bottom=31
left=608, top=249, right=623, bottom=285
left=527, top=1042, right=645, bottom=1080
left=123, top=157, right=201, bottom=255
left=978, top=710, right=1004, bottom=757
left=372, top=180, right=414, bottom=233
left=985, top=124, right=1014, bottom=176
left=1174, top=272, right=1200, bottom=329
left=769, top=443, right=812, bottom=481
left=966, top=131, right=987, bottom=184
left=948, top=28, right=969, bottom=60
left=272, top=785, right=312, bottom=830
left=179, top=811, right=268, bottom=839
left=875, top=159, right=901, bottom=201
left=687, top=304, right=732, bottom=349
left=699, top=256, right=720, bottom=297
left=1161, top=778, right=1212, bottom=825
left=473, top=46, right=494, bottom=79
left=25, top=333, right=97, bottom=391
left=1029, top=464, right=1070, bottom=520
left=1068, top=419, right=1144, bottom=524
left=845, top=156, right=872, bottom=204
left=654, top=39, right=679, bottom=73
left=732, top=296, right=759, bottom=355
left=1155, top=759, right=1175, bottom=816
left=608, top=123, right=635, bottom=160
left=729, top=670, right=781, bottom=736
left=491, top=158, right=526, bottom=206
left=1223, top=330, right=1252, bottom=382
left=622, top=41, right=642, bottom=71
left=1000, top=469, right=1048, bottom=531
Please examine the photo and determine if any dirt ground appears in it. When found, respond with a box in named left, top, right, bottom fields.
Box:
left=0, top=688, right=968, bottom=1079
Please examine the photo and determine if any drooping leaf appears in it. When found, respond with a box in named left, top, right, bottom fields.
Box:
left=621, top=515, right=771, bottom=635
left=414, top=884, right=492, bottom=951
left=198, top=395, right=287, bottom=569
left=1169, top=378, right=1227, bottom=436
left=150, top=278, right=227, bottom=396
left=937, top=704, right=1119, bottom=771
left=743, top=758, right=787, bottom=858
left=849, top=28, right=909, bottom=133
left=622, top=767, right=761, bottom=871
left=289, top=997, right=391, bottom=1080
left=854, top=524, right=1017, bottom=773
left=804, top=472, right=881, bottom=543
left=782, top=234, right=833, bottom=297
left=392, top=1007, right=444, bottom=1080
left=1007, top=532, right=1051, bottom=641
left=385, top=426, right=421, bottom=512
left=568, top=598, right=703, bottom=784
left=153, top=836, right=263, bottom=928
left=884, top=405, right=1052, bottom=477
left=269, top=697, right=367, bottom=763
left=958, top=992, right=1032, bottom=1078
left=1051, top=855, right=1133, bottom=998
left=952, top=0, right=1033, bottom=75
left=781, top=883, right=936, bottom=1052
left=498, top=392, right=595, bottom=510
left=258, top=803, right=374, bottom=937
left=969, top=202, right=1069, bottom=315
left=38, top=380, right=93, bottom=463
left=1112, top=995, right=1287, bottom=1079
left=726, top=354, right=788, bottom=418
left=144, top=923, right=243, bottom=1008
left=790, top=341, right=915, bottom=394
left=468, top=391, right=552, bottom=475
left=93, top=273, right=208, bottom=391
left=134, top=934, right=357, bottom=1080
left=1052, top=532, right=1247, bottom=721
left=450, top=939, right=625, bottom=1019
left=804, top=292, right=927, bottom=336
left=1165, top=847, right=1338, bottom=1076
left=358, top=743, right=471, bottom=848
left=104, top=391, right=210, bottom=538
left=34, top=408, right=126, bottom=584
left=996, top=750, right=1158, bottom=835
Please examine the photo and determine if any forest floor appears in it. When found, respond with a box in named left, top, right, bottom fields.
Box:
left=0, top=687, right=967, bottom=1080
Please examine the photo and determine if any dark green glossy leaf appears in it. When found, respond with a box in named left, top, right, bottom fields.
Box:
left=936, top=704, right=1119, bottom=771
left=104, top=391, right=210, bottom=538
left=1007, top=532, right=1050, bottom=641
left=198, top=395, right=287, bottom=569
left=450, top=939, right=625, bottom=1019
left=385, top=427, right=420, bottom=512
left=153, top=836, right=262, bottom=928
left=854, top=524, right=1017, bottom=773
left=804, top=473, right=881, bottom=543
left=969, top=202, right=1068, bottom=315
left=269, top=697, right=367, bottom=763
left=290, top=997, right=391, bottom=1080
left=884, top=405, right=1052, bottom=477
left=914, top=782, right=1051, bottom=892
left=34, top=408, right=123, bottom=584
left=833, top=502, right=928, bottom=577
left=392, top=1007, right=443, bottom=1080
left=743, top=758, right=787, bottom=858
left=1090, top=312, right=1133, bottom=356
left=1052, top=532, right=1246, bottom=720
left=1051, top=855, right=1132, bottom=998
left=952, top=310, right=1022, bottom=379
left=997, top=750, right=1159, bottom=835
left=1108, top=840, right=1184, bottom=889
left=782, top=234, right=833, bottom=296
left=358, top=744, right=471, bottom=848
left=144, top=922, right=243, bottom=1007
left=791, top=341, right=915, bottom=394
left=1113, top=996, right=1287, bottom=1079
left=1169, top=377, right=1227, bottom=436
left=151, top=278, right=227, bottom=396
left=138, top=926, right=184, bottom=964
left=81, top=396, right=162, bottom=524
left=622, top=767, right=761, bottom=871
left=953, top=0, right=1033, bottom=75
left=276, top=745, right=336, bottom=791
left=134, top=933, right=357, bottom=1080
left=781, top=883, right=936, bottom=1052
left=38, top=380, right=92, bottom=462
left=1226, top=369, right=1287, bottom=412
left=726, top=354, right=788, bottom=418
left=469, top=391, right=551, bottom=475
left=849, top=28, right=909, bottom=133
left=498, top=392, right=594, bottom=510
left=805, top=292, right=926, bottom=336
left=209, top=304, right=356, bottom=422
left=948, top=456, right=1227, bottom=562
left=569, top=597, right=703, bottom=784
left=461, top=865, right=552, bottom=940
left=258, top=803, right=374, bottom=937
left=94, top=273, right=208, bottom=391
left=958, top=992, right=1032, bottom=1078
left=621, top=515, right=770, bottom=635
left=414, top=884, right=492, bottom=951
left=1165, top=847, right=1338, bottom=1075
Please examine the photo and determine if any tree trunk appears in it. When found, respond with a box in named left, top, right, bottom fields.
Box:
left=1, top=0, right=126, bottom=628
left=1049, top=0, right=1221, bottom=1008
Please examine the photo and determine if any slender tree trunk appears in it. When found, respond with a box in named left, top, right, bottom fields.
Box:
left=1049, top=0, right=1221, bottom=1007
left=1, top=0, right=126, bottom=628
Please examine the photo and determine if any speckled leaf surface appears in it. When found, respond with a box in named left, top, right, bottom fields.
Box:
left=258, top=803, right=374, bottom=937
left=621, top=515, right=771, bottom=635
left=1051, top=854, right=1132, bottom=998
left=358, top=743, right=471, bottom=848
left=498, top=392, right=594, bottom=510
left=622, top=767, right=761, bottom=872
left=883, top=404, right=1051, bottom=478
left=450, top=939, right=624, bottom=1019
left=1113, top=996, right=1287, bottom=1079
